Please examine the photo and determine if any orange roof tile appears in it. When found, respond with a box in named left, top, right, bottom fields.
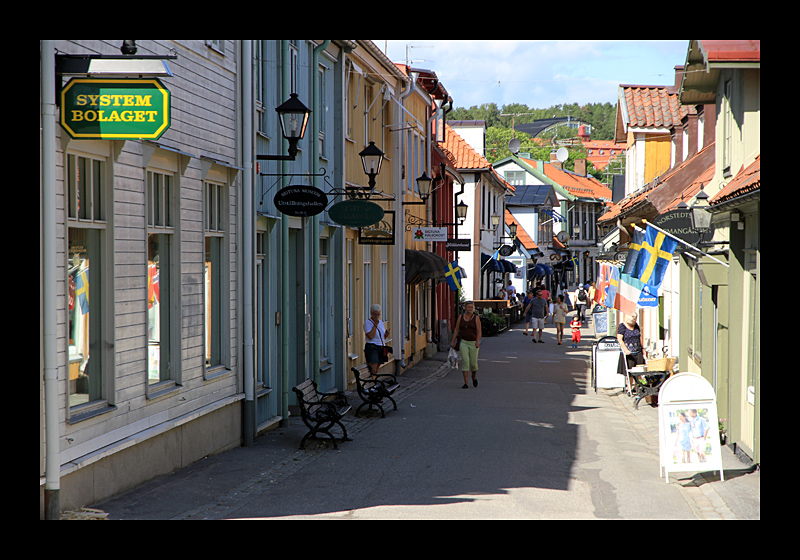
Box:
left=538, top=162, right=613, bottom=201
left=700, top=40, right=760, bottom=63
left=442, top=124, right=491, bottom=170
left=505, top=210, right=537, bottom=251
left=621, top=85, right=691, bottom=129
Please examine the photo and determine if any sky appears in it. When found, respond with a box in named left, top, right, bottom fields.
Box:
left=371, top=40, right=690, bottom=109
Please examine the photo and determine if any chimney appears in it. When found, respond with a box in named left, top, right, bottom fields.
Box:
left=669, top=65, right=684, bottom=94
left=550, top=150, right=562, bottom=169
left=574, top=158, right=587, bottom=177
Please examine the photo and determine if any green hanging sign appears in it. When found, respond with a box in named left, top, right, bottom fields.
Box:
left=328, top=200, right=384, bottom=228
left=60, top=78, right=171, bottom=140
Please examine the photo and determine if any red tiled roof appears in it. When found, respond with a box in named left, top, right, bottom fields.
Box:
left=620, top=85, right=691, bottom=129
left=442, top=124, right=514, bottom=192
left=535, top=160, right=613, bottom=201
left=505, top=210, right=537, bottom=251
left=442, top=124, right=491, bottom=170
left=582, top=139, right=626, bottom=170
left=710, top=155, right=760, bottom=205
left=700, top=40, right=760, bottom=63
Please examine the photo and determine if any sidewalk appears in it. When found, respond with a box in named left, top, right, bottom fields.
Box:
left=92, top=315, right=759, bottom=520
left=584, top=312, right=760, bottom=520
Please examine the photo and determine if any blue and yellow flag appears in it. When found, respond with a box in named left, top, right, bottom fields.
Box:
left=444, top=261, right=462, bottom=292
left=622, top=228, right=644, bottom=276
left=75, top=269, right=90, bottom=315
left=604, top=264, right=620, bottom=308
left=633, top=224, right=677, bottom=295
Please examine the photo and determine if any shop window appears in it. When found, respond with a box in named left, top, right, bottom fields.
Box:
left=204, top=181, right=227, bottom=372
left=146, top=171, right=175, bottom=386
left=66, top=154, right=108, bottom=416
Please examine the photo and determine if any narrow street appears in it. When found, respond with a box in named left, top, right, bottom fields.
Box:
left=96, top=320, right=749, bottom=520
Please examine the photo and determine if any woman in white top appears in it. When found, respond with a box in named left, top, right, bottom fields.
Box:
left=364, top=304, right=390, bottom=375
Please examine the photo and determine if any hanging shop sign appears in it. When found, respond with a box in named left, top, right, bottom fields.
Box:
left=652, top=210, right=714, bottom=247
left=411, top=227, right=447, bottom=241
left=273, top=185, right=328, bottom=217
left=446, top=238, right=471, bottom=251
left=359, top=211, right=395, bottom=245
left=328, top=199, right=384, bottom=228
left=60, top=78, right=171, bottom=140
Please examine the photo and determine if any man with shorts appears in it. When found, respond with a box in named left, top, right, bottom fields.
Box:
left=526, top=289, right=549, bottom=343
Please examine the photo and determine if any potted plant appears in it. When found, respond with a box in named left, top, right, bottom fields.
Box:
left=480, top=310, right=507, bottom=336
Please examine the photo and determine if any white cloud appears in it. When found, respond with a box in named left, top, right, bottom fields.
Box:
left=373, top=40, right=688, bottom=109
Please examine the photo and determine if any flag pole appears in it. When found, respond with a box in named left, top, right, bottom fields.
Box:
left=641, top=220, right=729, bottom=268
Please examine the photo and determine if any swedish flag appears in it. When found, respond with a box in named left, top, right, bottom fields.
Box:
left=622, top=228, right=644, bottom=276
left=633, top=224, right=677, bottom=294
left=604, top=264, right=619, bottom=308
left=444, top=261, right=462, bottom=292
left=75, top=268, right=89, bottom=315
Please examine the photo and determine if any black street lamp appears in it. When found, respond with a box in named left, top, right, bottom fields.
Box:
left=359, top=141, right=384, bottom=189
left=257, top=93, right=311, bottom=161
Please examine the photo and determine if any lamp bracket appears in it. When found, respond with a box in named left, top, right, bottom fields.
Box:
left=404, top=208, right=434, bottom=231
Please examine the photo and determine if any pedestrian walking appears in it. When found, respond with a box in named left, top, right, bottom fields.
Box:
left=553, top=295, right=568, bottom=345
left=574, top=283, right=589, bottom=323
left=570, top=314, right=582, bottom=348
left=364, top=304, right=389, bottom=376
left=451, top=301, right=482, bottom=388
left=525, top=289, right=549, bottom=343
left=522, top=290, right=534, bottom=336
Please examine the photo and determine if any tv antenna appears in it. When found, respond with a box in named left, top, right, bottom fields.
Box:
left=405, top=44, right=433, bottom=67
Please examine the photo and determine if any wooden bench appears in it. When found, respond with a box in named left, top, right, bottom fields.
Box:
left=351, top=367, right=400, bottom=418
left=291, top=379, right=352, bottom=450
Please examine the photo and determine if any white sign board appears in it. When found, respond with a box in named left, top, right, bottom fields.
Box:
left=592, top=336, right=627, bottom=391
left=658, top=373, right=724, bottom=482
left=411, top=227, right=447, bottom=241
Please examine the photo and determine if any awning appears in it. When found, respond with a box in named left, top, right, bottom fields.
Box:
left=500, top=259, right=517, bottom=273
left=480, top=253, right=503, bottom=272
left=405, top=249, right=448, bottom=285
left=530, top=263, right=554, bottom=277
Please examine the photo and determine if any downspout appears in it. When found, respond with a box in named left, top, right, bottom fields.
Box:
left=395, top=72, right=415, bottom=375
left=426, top=103, right=437, bottom=346
left=41, top=40, right=61, bottom=519
left=281, top=40, right=291, bottom=422
left=241, top=40, right=255, bottom=446
left=311, top=40, right=330, bottom=386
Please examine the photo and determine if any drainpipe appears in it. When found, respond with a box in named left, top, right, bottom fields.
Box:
left=395, top=72, right=415, bottom=375
left=281, top=40, right=291, bottom=421
left=311, top=41, right=330, bottom=386
left=41, top=40, right=61, bottom=519
left=241, top=40, right=255, bottom=446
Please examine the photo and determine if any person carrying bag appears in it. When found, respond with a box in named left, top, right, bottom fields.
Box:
left=364, top=304, right=391, bottom=375
left=450, top=301, right=482, bottom=389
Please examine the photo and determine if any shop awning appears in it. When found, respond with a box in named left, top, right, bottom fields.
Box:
left=405, top=249, right=448, bottom=285
left=529, top=263, right=554, bottom=277
left=480, top=253, right=503, bottom=272
left=500, top=259, right=517, bottom=273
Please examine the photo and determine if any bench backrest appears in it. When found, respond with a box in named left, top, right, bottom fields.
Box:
left=293, top=378, right=323, bottom=417
left=352, top=367, right=382, bottom=393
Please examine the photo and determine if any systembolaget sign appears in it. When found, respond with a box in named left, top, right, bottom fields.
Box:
left=60, top=78, right=171, bottom=140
